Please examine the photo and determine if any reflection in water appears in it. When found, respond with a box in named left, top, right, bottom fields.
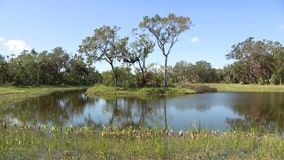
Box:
left=5, top=91, right=284, bottom=133
left=225, top=92, right=284, bottom=133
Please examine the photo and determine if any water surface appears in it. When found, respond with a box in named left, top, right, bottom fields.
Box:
left=5, top=91, right=284, bottom=133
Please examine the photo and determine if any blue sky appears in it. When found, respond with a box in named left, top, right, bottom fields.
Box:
left=0, top=0, right=283, bottom=71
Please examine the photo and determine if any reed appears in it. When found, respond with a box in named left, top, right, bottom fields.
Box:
left=0, top=124, right=283, bottom=159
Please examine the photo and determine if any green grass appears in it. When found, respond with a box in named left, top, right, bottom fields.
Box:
left=200, top=83, right=284, bottom=92
left=0, top=87, right=25, bottom=95
left=87, top=83, right=284, bottom=96
left=0, top=86, right=88, bottom=109
left=0, top=125, right=283, bottom=159
left=86, top=84, right=196, bottom=96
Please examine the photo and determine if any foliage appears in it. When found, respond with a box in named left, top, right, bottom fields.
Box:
left=139, top=13, right=192, bottom=87
left=79, top=25, right=128, bottom=86
left=168, top=60, right=219, bottom=84
left=0, top=54, right=8, bottom=85
left=0, top=48, right=100, bottom=86
left=122, top=28, right=155, bottom=87
left=101, top=66, right=136, bottom=88
left=226, top=37, right=284, bottom=84
left=1, top=125, right=284, bottom=159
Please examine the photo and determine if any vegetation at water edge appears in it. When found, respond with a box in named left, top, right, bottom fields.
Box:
left=1, top=124, right=284, bottom=160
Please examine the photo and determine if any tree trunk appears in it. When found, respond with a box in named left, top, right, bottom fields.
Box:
left=280, top=73, right=282, bottom=85
left=138, top=60, right=146, bottom=87
left=0, top=73, right=2, bottom=85
left=110, top=62, right=118, bottom=87
left=164, top=55, right=168, bottom=87
left=163, top=99, right=168, bottom=130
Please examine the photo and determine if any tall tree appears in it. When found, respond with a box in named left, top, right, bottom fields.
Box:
left=226, top=37, right=278, bottom=84
left=123, top=29, right=155, bottom=87
left=139, top=13, right=192, bottom=87
left=79, top=25, right=128, bottom=86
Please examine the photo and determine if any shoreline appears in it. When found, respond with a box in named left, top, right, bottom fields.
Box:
left=0, top=86, right=88, bottom=109
left=2, top=84, right=284, bottom=109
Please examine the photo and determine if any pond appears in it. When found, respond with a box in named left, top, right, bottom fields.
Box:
left=4, top=90, right=284, bottom=133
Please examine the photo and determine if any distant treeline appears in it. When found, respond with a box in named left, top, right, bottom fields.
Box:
left=0, top=37, right=283, bottom=87
left=0, top=47, right=101, bottom=85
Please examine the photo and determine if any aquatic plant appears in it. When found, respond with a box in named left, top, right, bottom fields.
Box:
left=1, top=122, right=284, bottom=159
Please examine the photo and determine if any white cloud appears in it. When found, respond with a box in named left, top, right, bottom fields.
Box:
left=4, top=40, right=32, bottom=51
left=191, top=36, right=199, bottom=42
left=0, top=37, right=5, bottom=42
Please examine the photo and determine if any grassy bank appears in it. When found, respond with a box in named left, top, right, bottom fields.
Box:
left=1, top=125, right=283, bottom=159
left=200, top=83, right=284, bottom=92
left=0, top=86, right=88, bottom=109
left=86, top=84, right=196, bottom=96
left=87, top=84, right=284, bottom=96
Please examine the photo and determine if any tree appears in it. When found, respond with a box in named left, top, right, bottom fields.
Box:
left=226, top=37, right=277, bottom=84
left=79, top=25, right=128, bottom=86
left=271, top=42, right=284, bottom=84
left=123, top=29, right=155, bottom=87
left=147, top=63, right=164, bottom=87
left=101, top=66, right=135, bottom=87
left=171, top=60, right=190, bottom=83
left=193, top=60, right=215, bottom=83
left=64, top=54, right=89, bottom=85
left=139, top=13, right=192, bottom=87
left=48, top=47, right=70, bottom=84
left=12, top=50, right=38, bottom=85
left=0, top=54, right=8, bottom=85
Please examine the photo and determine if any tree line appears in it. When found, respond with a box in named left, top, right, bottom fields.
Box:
left=0, top=47, right=101, bottom=85
left=0, top=13, right=283, bottom=87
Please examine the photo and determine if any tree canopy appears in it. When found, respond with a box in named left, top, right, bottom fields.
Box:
left=139, top=13, right=192, bottom=87
left=79, top=25, right=128, bottom=86
left=226, top=37, right=284, bottom=84
left=122, top=29, right=155, bottom=87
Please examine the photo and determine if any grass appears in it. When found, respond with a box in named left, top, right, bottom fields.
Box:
left=86, top=83, right=284, bottom=96
left=86, top=84, right=196, bottom=96
left=0, top=85, right=88, bottom=110
left=0, top=125, right=284, bottom=159
left=0, top=87, right=25, bottom=94
left=199, top=83, right=284, bottom=92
